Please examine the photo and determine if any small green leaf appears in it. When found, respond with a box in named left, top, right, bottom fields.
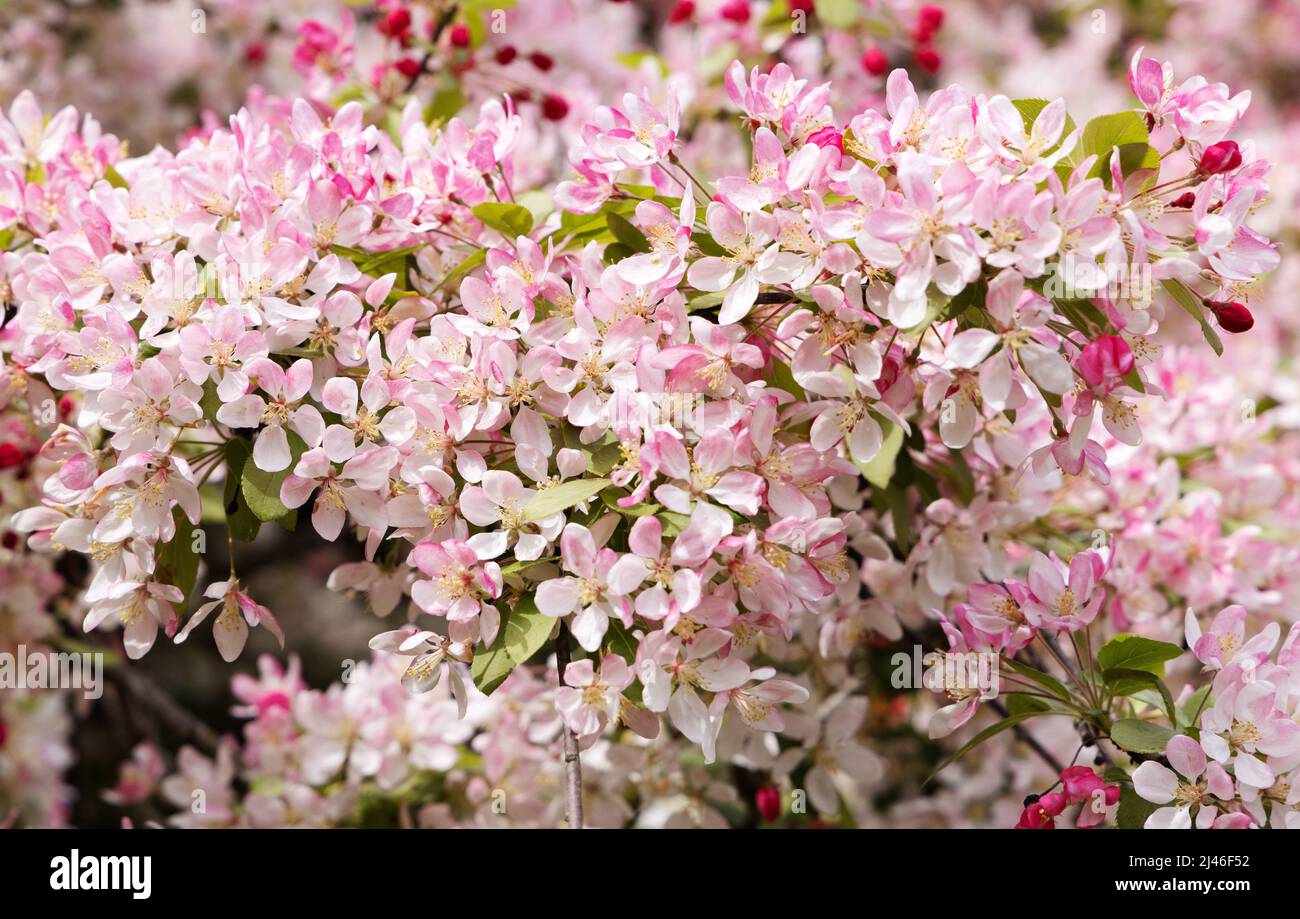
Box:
left=855, top=420, right=905, bottom=489
left=1162, top=279, right=1224, bottom=356
left=1097, top=634, right=1183, bottom=676
left=240, top=431, right=308, bottom=523
left=1005, top=693, right=1051, bottom=716
left=605, top=212, right=651, bottom=254
left=471, top=616, right=517, bottom=696
left=602, top=619, right=639, bottom=663
left=1117, top=783, right=1159, bottom=829
left=1110, top=718, right=1176, bottom=755
left=1080, top=111, right=1149, bottom=160
left=1104, top=668, right=1176, bottom=720
left=814, top=0, right=859, bottom=29
left=1002, top=658, right=1071, bottom=701
left=223, top=439, right=261, bottom=543
left=472, top=202, right=533, bottom=239
left=523, top=478, right=611, bottom=522
left=103, top=164, right=130, bottom=189
left=156, top=507, right=200, bottom=604
left=503, top=594, right=554, bottom=666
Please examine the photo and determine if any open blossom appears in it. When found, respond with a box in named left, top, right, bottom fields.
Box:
left=175, top=579, right=285, bottom=663
left=1133, top=735, right=1236, bottom=829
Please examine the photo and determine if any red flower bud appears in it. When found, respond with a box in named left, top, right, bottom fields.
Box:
left=860, top=47, right=889, bottom=76
left=1169, top=191, right=1196, bottom=209
left=668, top=0, right=696, bottom=22
left=919, top=5, right=945, bottom=32
left=494, top=45, right=518, bottom=65
left=1206, top=299, right=1254, bottom=333
left=449, top=24, right=471, bottom=48
left=0, top=442, right=26, bottom=469
left=915, top=46, right=942, bottom=74
left=541, top=94, right=570, bottom=121
left=755, top=786, right=781, bottom=822
left=720, top=0, right=752, bottom=23
left=1199, top=140, right=1242, bottom=175
left=1, top=531, right=16, bottom=551
left=529, top=51, right=554, bottom=72
left=394, top=57, right=423, bottom=80
left=378, top=8, right=412, bottom=39
left=788, top=0, right=815, bottom=13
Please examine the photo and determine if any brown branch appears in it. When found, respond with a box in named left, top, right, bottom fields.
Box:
left=554, top=622, right=584, bottom=829
left=403, top=4, right=461, bottom=96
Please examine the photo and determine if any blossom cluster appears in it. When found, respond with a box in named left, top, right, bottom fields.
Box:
left=1, top=0, right=1295, bottom=831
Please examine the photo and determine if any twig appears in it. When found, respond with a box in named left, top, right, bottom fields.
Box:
left=106, top=666, right=222, bottom=756
left=554, top=622, right=584, bottom=829
left=403, top=4, right=461, bottom=95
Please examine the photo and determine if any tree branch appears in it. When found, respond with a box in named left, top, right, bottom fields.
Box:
left=554, top=622, right=584, bottom=829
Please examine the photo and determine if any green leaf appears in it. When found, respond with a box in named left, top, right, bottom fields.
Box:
left=223, top=439, right=261, bottom=543
left=855, top=420, right=905, bottom=489
left=103, top=164, right=130, bottom=189
left=1097, top=634, right=1183, bottom=676
left=602, top=618, right=639, bottom=663
left=200, top=380, right=222, bottom=422
left=1104, top=668, right=1176, bottom=720
left=471, top=614, right=517, bottom=696
left=927, top=712, right=1047, bottom=782
left=155, top=507, right=200, bottom=604
left=1098, top=142, right=1160, bottom=186
left=240, top=431, right=308, bottom=523
left=605, top=212, right=651, bottom=254
left=1080, top=111, right=1149, bottom=160
left=1002, top=658, right=1071, bottom=701
left=425, top=80, right=465, bottom=124
left=1005, top=693, right=1051, bottom=716
left=1110, top=719, right=1176, bottom=755
left=472, top=202, right=533, bottom=239
left=1178, top=685, right=1212, bottom=729
left=814, top=0, right=859, bottom=29
left=1162, top=279, right=1224, bottom=356
left=1117, top=783, right=1159, bottom=829
left=523, top=478, right=611, bottom=522
left=1079, top=111, right=1158, bottom=188
left=503, top=594, right=554, bottom=666
left=767, top=358, right=807, bottom=401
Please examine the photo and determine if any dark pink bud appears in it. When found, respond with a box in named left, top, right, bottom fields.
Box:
left=720, top=0, right=751, bottom=23
left=755, top=786, right=781, bottom=822
left=1199, top=140, right=1242, bottom=175
left=1206, top=300, right=1253, bottom=333
left=1169, top=191, right=1196, bottom=209
left=860, top=47, right=889, bottom=76
left=668, top=0, right=696, bottom=23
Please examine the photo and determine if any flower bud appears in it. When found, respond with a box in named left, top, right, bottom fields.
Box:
left=1206, top=299, right=1253, bottom=333
left=1199, top=140, right=1242, bottom=175
left=720, top=0, right=751, bottom=23
left=860, top=47, right=889, bottom=76
left=668, top=1, right=696, bottom=23
left=541, top=94, right=570, bottom=121
left=755, top=786, right=781, bottom=822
